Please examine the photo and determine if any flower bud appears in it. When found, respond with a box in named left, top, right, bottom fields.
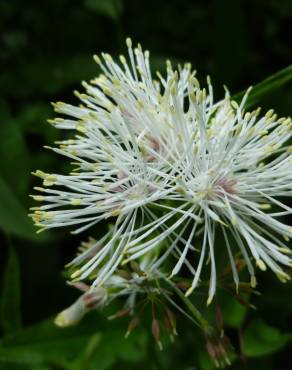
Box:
left=54, top=287, right=107, bottom=327
left=152, top=318, right=163, bottom=350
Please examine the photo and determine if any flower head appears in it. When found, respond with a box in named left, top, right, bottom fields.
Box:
left=31, top=38, right=292, bottom=306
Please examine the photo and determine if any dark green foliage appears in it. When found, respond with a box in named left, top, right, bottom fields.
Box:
left=243, top=319, right=292, bottom=357
left=1, top=245, right=21, bottom=334
left=0, top=178, right=37, bottom=240
left=0, top=315, right=148, bottom=370
left=0, top=0, right=292, bottom=369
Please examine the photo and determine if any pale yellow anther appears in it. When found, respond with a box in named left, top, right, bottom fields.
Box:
left=118, top=55, right=126, bottom=65
left=282, top=118, right=291, bottom=125
left=260, top=130, right=268, bottom=136
left=81, top=80, right=89, bottom=89
left=112, top=77, right=121, bottom=87
left=175, top=186, right=186, bottom=195
left=43, top=175, right=56, bottom=187
left=235, top=125, right=243, bottom=136
left=32, top=211, right=53, bottom=222
left=93, top=54, right=101, bottom=64
left=191, top=77, right=200, bottom=88
left=256, top=259, right=267, bottom=271
left=283, top=235, right=290, bottom=242
left=250, top=275, right=257, bottom=288
left=253, top=107, right=261, bottom=117
left=156, top=71, right=163, bottom=81
left=43, top=212, right=53, bottom=220
left=166, top=59, right=172, bottom=70
left=231, top=218, right=238, bottom=226
left=76, top=123, right=87, bottom=133
left=32, top=195, right=44, bottom=202
left=265, top=117, right=274, bottom=126
left=137, top=42, right=142, bottom=52
left=278, top=247, right=291, bottom=254
left=185, top=287, right=193, bottom=297
left=104, top=53, right=113, bottom=62
left=276, top=270, right=291, bottom=283
left=136, top=100, right=144, bottom=110
left=70, top=199, right=82, bottom=206
left=170, top=85, right=177, bottom=96
left=265, top=109, right=274, bottom=118
left=33, top=170, right=47, bottom=179
left=206, top=295, right=213, bottom=306
left=111, top=209, right=121, bottom=217
left=52, top=101, right=65, bottom=108
left=126, top=37, right=132, bottom=48
left=71, top=270, right=81, bottom=279
left=259, top=203, right=271, bottom=210
left=189, top=92, right=196, bottom=103
left=101, top=86, right=113, bottom=97
left=271, top=113, right=277, bottom=121
left=247, top=127, right=255, bottom=138
left=246, top=86, right=253, bottom=95
left=244, top=112, right=251, bottom=120
left=264, top=144, right=274, bottom=154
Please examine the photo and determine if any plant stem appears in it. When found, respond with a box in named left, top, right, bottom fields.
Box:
left=162, top=277, right=209, bottom=330
left=171, top=284, right=209, bottom=329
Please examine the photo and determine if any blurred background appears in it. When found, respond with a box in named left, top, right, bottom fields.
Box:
left=0, top=0, right=292, bottom=369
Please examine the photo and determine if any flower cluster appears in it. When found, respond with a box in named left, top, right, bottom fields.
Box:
left=55, top=263, right=178, bottom=349
left=31, top=39, right=292, bottom=333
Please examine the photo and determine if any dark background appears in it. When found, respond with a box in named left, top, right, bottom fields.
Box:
left=0, top=0, right=292, bottom=369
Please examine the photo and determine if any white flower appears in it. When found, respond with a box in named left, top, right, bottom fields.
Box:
left=31, top=38, right=292, bottom=305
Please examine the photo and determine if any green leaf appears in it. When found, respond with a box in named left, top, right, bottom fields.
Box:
left=85, top=0, right=123, bottom=20
left=198, top=348, right=217, bottom=370
left=0, top=316, right=148, bottom=370
left=0, top=118, right=31, bottom=197
left=233, top=64, right=292, bottom=108
left=220, top=295, right=248, bottom=328
left=71, top=333, right=103, bottom=370
left=74, top=329, right=148, bottom=370
left=0, top=56, right=99, bottom=98
left=0, top=177, right=38, bottom=240
left=243, top=319, right=291, bottom=357
left=0, top=318, right=99, bottom=369
left=0, top=245, right=21, bottom=335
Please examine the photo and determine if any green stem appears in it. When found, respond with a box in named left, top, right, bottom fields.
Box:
left=171, top=284, right=209, bottom=329
left=162, top=277, right=209, bottom=330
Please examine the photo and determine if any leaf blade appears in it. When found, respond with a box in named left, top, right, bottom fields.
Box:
left=233, top=65, right=292, bottom=108
left=0, top=177, right=38, bottom=240
left=243, top=319, right=291, bottom=357
left=0, top=245, right=22, bottom=335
